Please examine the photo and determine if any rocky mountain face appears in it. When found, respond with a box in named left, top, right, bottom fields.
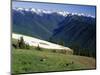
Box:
left=51, top=14, right=96, bottom=57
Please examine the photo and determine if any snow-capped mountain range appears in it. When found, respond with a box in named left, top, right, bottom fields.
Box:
left=12, top=7, right=96, bottom=40
left=12, top=7, right=96, bottom=57
left=13, top=7, right=95, bottom=18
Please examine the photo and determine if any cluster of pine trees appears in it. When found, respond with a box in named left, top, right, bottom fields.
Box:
left=67, top=42, right=96, bottom=58
left=12, top=37, right=30, bottom=49
left=50, top=39, right=96, bottom=58
left=12, top=37, right=42, bottom=51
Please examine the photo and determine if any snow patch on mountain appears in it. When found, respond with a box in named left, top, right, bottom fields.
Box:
left=12, top=33, right=73, bottom=52
left=13, top=7, right=95, bottom=18
left=13, top=7, right=69, bottom=17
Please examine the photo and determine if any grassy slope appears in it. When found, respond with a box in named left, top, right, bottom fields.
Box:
left=12, top=47, right=96, bottom=74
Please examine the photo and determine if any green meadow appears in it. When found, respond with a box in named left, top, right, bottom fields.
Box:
left=12, top=46, right=96, bottom=74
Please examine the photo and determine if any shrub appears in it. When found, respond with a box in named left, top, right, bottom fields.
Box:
left=25, top=43, right=30, bottom=49
left=59, top=49, right=67, bottom=54
left=36, top=44, right=42, bottom=51
left=12, top=43, right=17, bottom=49
left=58, top=40, right=65, bottom=46
left=52, top=49, right=57, bottom=53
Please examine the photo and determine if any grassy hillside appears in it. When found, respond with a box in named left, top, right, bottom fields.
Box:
left=12, top=46, right=96, bottom=74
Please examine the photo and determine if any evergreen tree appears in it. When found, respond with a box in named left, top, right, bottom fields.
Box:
left=18, top=37, right=26, bottom=49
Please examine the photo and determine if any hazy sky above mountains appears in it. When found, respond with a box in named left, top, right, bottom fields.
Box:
left=12, top=1, right=96, bottom=17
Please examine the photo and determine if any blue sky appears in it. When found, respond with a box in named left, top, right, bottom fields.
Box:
left=12, top=1, right=96, bottom=17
